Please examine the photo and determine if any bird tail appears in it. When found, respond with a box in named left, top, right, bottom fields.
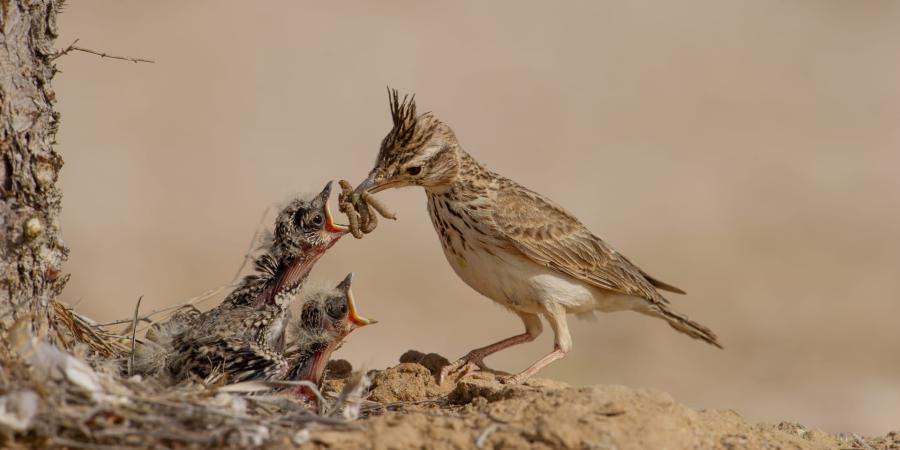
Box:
left=133, top=305, right=201, bottom=376
left=647, top=304, right=722, bottom=349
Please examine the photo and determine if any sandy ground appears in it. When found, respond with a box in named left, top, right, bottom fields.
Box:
left=302, top=351, right=899, bottom=450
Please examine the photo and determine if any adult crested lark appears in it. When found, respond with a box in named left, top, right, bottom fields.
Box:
left=354, top=90, right=721, bottom=384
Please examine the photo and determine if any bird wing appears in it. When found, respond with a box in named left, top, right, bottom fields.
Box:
left=490, top=183, right=675, bottom=304
left=220, top=340, right=287, bottom=382
left=182, top=336, right=286, bottom=382
left=169, top=308, right=287, bottom=382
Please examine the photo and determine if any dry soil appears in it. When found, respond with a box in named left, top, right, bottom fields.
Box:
left=305, top=351, right=899, bottom=450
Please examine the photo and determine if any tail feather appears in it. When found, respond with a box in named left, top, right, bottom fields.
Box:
left=135, top=305, right=201, bottom=376
left=641, top=271, right=687, bottom=295
left=650, top=305, right=722, bottom=349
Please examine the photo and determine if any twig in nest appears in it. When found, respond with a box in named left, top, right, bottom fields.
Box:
left=338, top=179, right=396, bottom=239
left=127, top=296, right=143, bottom=376
left=217, top=380, right=327, bottom=406
left=231, top=206, right=272, bottom=283
left=53, top=38, right=155, bottom=63
left=51, top=301, right=128, bottom=355
left=96, top=283, right=234, bottom=329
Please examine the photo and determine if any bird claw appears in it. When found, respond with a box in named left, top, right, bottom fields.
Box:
left=437, top=354, right=489, bottom=384
left=338, top=179, right=396, bottom=239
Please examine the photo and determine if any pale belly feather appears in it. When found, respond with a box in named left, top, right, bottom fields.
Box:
left=441, top=235, right=642, bottom=316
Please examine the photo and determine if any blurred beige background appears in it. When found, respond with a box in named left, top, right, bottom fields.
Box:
left=54, top=1, right=899, bottom=434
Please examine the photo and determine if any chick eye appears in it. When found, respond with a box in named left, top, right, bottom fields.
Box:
left=327, top=301, right=348, bottom=319
left=311, top=214, right=323, bottom=227
left=406, top=166, right=422, bottom=176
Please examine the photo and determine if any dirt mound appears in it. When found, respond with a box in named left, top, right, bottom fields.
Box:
left=315, top=351, right=896, bottom=450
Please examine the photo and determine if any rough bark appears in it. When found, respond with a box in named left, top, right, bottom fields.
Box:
left=0, top=0, right=67, bottom=331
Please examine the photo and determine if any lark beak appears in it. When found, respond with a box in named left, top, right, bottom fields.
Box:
left=346, top=288, right=376, bottom=327
left=355, top=171, right=397, bottom=195
left=323, top=199, right=349, bottom=233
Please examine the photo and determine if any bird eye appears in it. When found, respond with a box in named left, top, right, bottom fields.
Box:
left=311, top=214, right=323, bottom=227
left=406, top=166, right=422, bottom=176
left=327, top=300, right=348, bottom=319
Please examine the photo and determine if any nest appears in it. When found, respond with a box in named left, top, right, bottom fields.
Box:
left=0, top=300, right=371, bottom=449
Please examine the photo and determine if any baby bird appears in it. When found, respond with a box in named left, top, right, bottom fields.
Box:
left=186, top=274, right=374, bottom=398
left=281, top=273, right=375, bottom=398
left=136, top=183, right=348, bottom=379
left=353, top=90, right=721, bottom=384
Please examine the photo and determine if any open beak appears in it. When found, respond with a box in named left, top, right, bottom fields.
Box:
left=323, top=198, right=349, bottom=233
left=315, top=181, right=348, bottom=234
left=347, top=288, right=375, bottom=327
left=337, top=273, right=376, bottom=327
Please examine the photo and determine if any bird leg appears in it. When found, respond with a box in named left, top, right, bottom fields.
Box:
left=438, top=312, right=543, bottom=384
left=501, top=303, right=572, bottom=385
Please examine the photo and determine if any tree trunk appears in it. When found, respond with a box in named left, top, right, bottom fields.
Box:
left=0, top=0, right=67, bottom=331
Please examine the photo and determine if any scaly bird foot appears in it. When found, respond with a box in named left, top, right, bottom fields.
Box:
left=437, top=353, right=491, bottom=384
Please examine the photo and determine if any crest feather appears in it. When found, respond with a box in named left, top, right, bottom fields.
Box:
left=388, top=87, right=418, bottom=142
left=380, top=87, right=440, bottom=163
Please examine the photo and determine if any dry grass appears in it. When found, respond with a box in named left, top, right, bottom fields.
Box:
left=0, top=301, right=367, bottom=449
left=2, top=301, right=895, bottom=450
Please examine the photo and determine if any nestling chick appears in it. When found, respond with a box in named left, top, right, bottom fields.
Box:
left=223, top=181, right=349, bottom=312
left=281, top=273, right=375, bottom=399
left=135, top=183, right=349, bottom=381
left=183, top=274, right=375, bottom=399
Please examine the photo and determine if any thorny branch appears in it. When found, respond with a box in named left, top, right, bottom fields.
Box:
left=53, top=38, right=155, bottom=64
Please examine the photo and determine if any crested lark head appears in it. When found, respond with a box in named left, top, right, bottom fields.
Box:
left=358, top=89, right=462, bottom=194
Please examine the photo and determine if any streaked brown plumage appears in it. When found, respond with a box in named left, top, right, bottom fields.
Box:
left=154, top=274, right=374, bottom=397
left=354, top=89, right=721, bottom=384
left=135, top=183, right=351, bottom=382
